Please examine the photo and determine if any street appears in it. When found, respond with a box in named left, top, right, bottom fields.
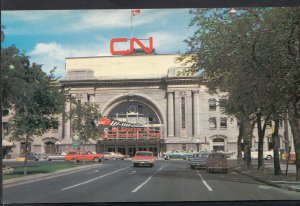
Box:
left=3, top=160, right=300, bottom=203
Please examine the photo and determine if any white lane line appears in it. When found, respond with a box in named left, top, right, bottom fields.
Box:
left=87, top=170, right=99, bottom=174
left=132, top=166, right=165, bottom=193
left=197, top=171, right=213, bottom=191
left=129, top=171, right=136, bottom=175
left=61, top=166, right=130, bottom=190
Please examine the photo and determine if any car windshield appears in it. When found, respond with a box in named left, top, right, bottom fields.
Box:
left=135, top=152, right=152, bottom=156
left=210, top=154, right=225, bottom=159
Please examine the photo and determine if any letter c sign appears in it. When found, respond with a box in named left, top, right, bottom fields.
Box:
left=110, top=37, right=153, bottom=55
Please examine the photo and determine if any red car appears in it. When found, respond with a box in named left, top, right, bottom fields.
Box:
left=64, top=150, right=103, bottom=163
left=132, top=151, right=155, bottom=167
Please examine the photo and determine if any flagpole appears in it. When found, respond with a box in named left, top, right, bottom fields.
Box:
left=130, top=11, right=133, bottom=38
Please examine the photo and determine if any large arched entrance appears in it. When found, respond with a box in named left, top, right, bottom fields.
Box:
left=97, top=95, right=165, bottom=157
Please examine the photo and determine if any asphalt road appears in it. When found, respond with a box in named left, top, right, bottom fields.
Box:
left=3, top=160, right=300, bottom=203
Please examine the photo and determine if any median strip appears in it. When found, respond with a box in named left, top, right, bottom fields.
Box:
left=132, top=166, right=165, bottom=193
left=61, top=166, right=130, bottom=190
left=197, top=171, right=213, bottom=191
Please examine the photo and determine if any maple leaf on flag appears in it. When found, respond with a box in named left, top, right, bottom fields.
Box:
left=131, top=9, right=140, bottom=16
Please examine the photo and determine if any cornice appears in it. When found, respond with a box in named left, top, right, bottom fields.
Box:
left=60, top=76, right=203, bottom=87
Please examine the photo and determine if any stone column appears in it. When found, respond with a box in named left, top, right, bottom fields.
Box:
left=89, top=94, right=95, bottom=103
left=167, top=92, right=174, bottom=137
left=174, top=91, right=181, bottom=137
left=193, top=91, right=200, bottom=137
left=186, top=91, right=192, bottom=137
left=64, top=94, right=72, bottom=140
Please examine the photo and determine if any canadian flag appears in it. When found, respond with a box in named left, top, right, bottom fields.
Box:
left=131, top=9, right=140, bottom=16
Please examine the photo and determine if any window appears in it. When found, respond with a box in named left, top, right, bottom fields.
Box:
left=181, top=97, right=186, bottom=128
left=3, top=122, right=9, bottom=135
left=182, top=144, right=186, bottom=151
left=209, top=117, right=217, bottom=129
left=220, top=117, right=227, bottom=128
left=53, top=121, right=59, bottom=129
left=2, top=108, right=9, bottom=116
left=209, top=98, right=216, bottom=111
left=219, top=98, right=226, bottom=110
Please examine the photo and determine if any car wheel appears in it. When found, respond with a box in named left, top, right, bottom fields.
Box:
left=72, top=158, right=77, bottom=163
left=35, top=158, right=39, bottom=161
left=151, top=164, right=154, bottom=167
left=224, top=169, right=228, bottom=173
left=48, top=158, right=52, bottom=161
left=165, top=156, right=170, bottom=160
left=134, top=163, right=138, bottom=167
left=94, top=158, right=100, bottom=163
left=190, top=165, right=195, bottom=169
left=266, top=155, right=272, bottom=160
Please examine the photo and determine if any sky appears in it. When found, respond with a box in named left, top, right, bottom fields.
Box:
left=1, top=9, right=195, bottom=78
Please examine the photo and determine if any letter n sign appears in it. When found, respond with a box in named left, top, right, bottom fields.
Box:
left=110, top=37, right=153, bottom=55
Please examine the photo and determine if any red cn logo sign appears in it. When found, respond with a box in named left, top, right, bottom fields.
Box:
left=110, top=37, right=153, bottom=55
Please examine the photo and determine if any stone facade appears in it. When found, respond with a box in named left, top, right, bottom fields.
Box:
left=2, top=54, right=294, bottom=158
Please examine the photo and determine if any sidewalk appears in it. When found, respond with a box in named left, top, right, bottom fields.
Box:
left=229, top=161, right=300, bottom=192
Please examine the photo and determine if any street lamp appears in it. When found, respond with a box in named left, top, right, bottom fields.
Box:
left=196, top=139, right=200, bottom=152
left=55, top=141, right=61, bottom=153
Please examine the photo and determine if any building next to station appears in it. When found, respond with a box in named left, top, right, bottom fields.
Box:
left=2, top=50, right=294, bottom=158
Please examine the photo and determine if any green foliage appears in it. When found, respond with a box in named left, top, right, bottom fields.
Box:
left=1, top=45, right=65, bottom=140
left=66, top=99, right=102, bottom=145
left=180, top=8, right=300, bottom=169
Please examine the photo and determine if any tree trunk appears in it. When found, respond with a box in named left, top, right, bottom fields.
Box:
left=272, top=118, right=281, bottom=175
left=288, top=108, right=300, bottom=181
left=243, top=119, right=253, bottom=168
left=257, top=114, right=264, bottom=169
left=257, top=114, right=269, bottom=170
left=237, top=121, right=244, bottom=164
left=23, top=133, right=29, bottom=175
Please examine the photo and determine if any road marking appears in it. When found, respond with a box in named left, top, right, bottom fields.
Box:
left=87, top=170, right=99, bottom=174
left=129, top=171, right=136, bottom=175
left=197, top=171, right=213, bottom=192
left=61, top=166, right=130, bottom=190
left=132, top=166, right=165, bottom=193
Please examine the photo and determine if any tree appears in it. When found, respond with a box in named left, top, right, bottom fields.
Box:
left=178, top=8, right=298, bottom=173
left=65, top=99, right=102, bottom=164
left=2, top=46, right=65, bottom=175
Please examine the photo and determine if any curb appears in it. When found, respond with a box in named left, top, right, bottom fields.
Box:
left=230, top=167, right=300, bottom=192
left=3, top=163, right=101, bottom=187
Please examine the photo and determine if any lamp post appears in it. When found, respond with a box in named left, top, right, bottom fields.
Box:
left=196, top=139, right=200, bottom=152
left=55, top=141, right=61, bottom=153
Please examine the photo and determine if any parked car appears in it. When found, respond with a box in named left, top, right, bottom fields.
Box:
left=3, top=165, right=15, bottom=175
left=188, top=152, right=209, bottom=169
left=16, top=152, right=40, bottom=161
left=64, top=150, right=103, bottom=163
left=132, top=151, right=155, bottom=167
left=163, top=150, right=192, bottom=160
left=242, top=148, right=274, bottom=160
left=103, top=152, right=125, bottom=160
left=45, top=152, right=66, bottom=161
left=206, top=152, right=228, bottom=173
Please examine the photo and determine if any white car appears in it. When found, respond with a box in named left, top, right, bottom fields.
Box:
left=242, top=148, right=274, bottom=160
left=103, top=152, right=125, bottom=160
left=250, top=148, right=274, bottom=160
